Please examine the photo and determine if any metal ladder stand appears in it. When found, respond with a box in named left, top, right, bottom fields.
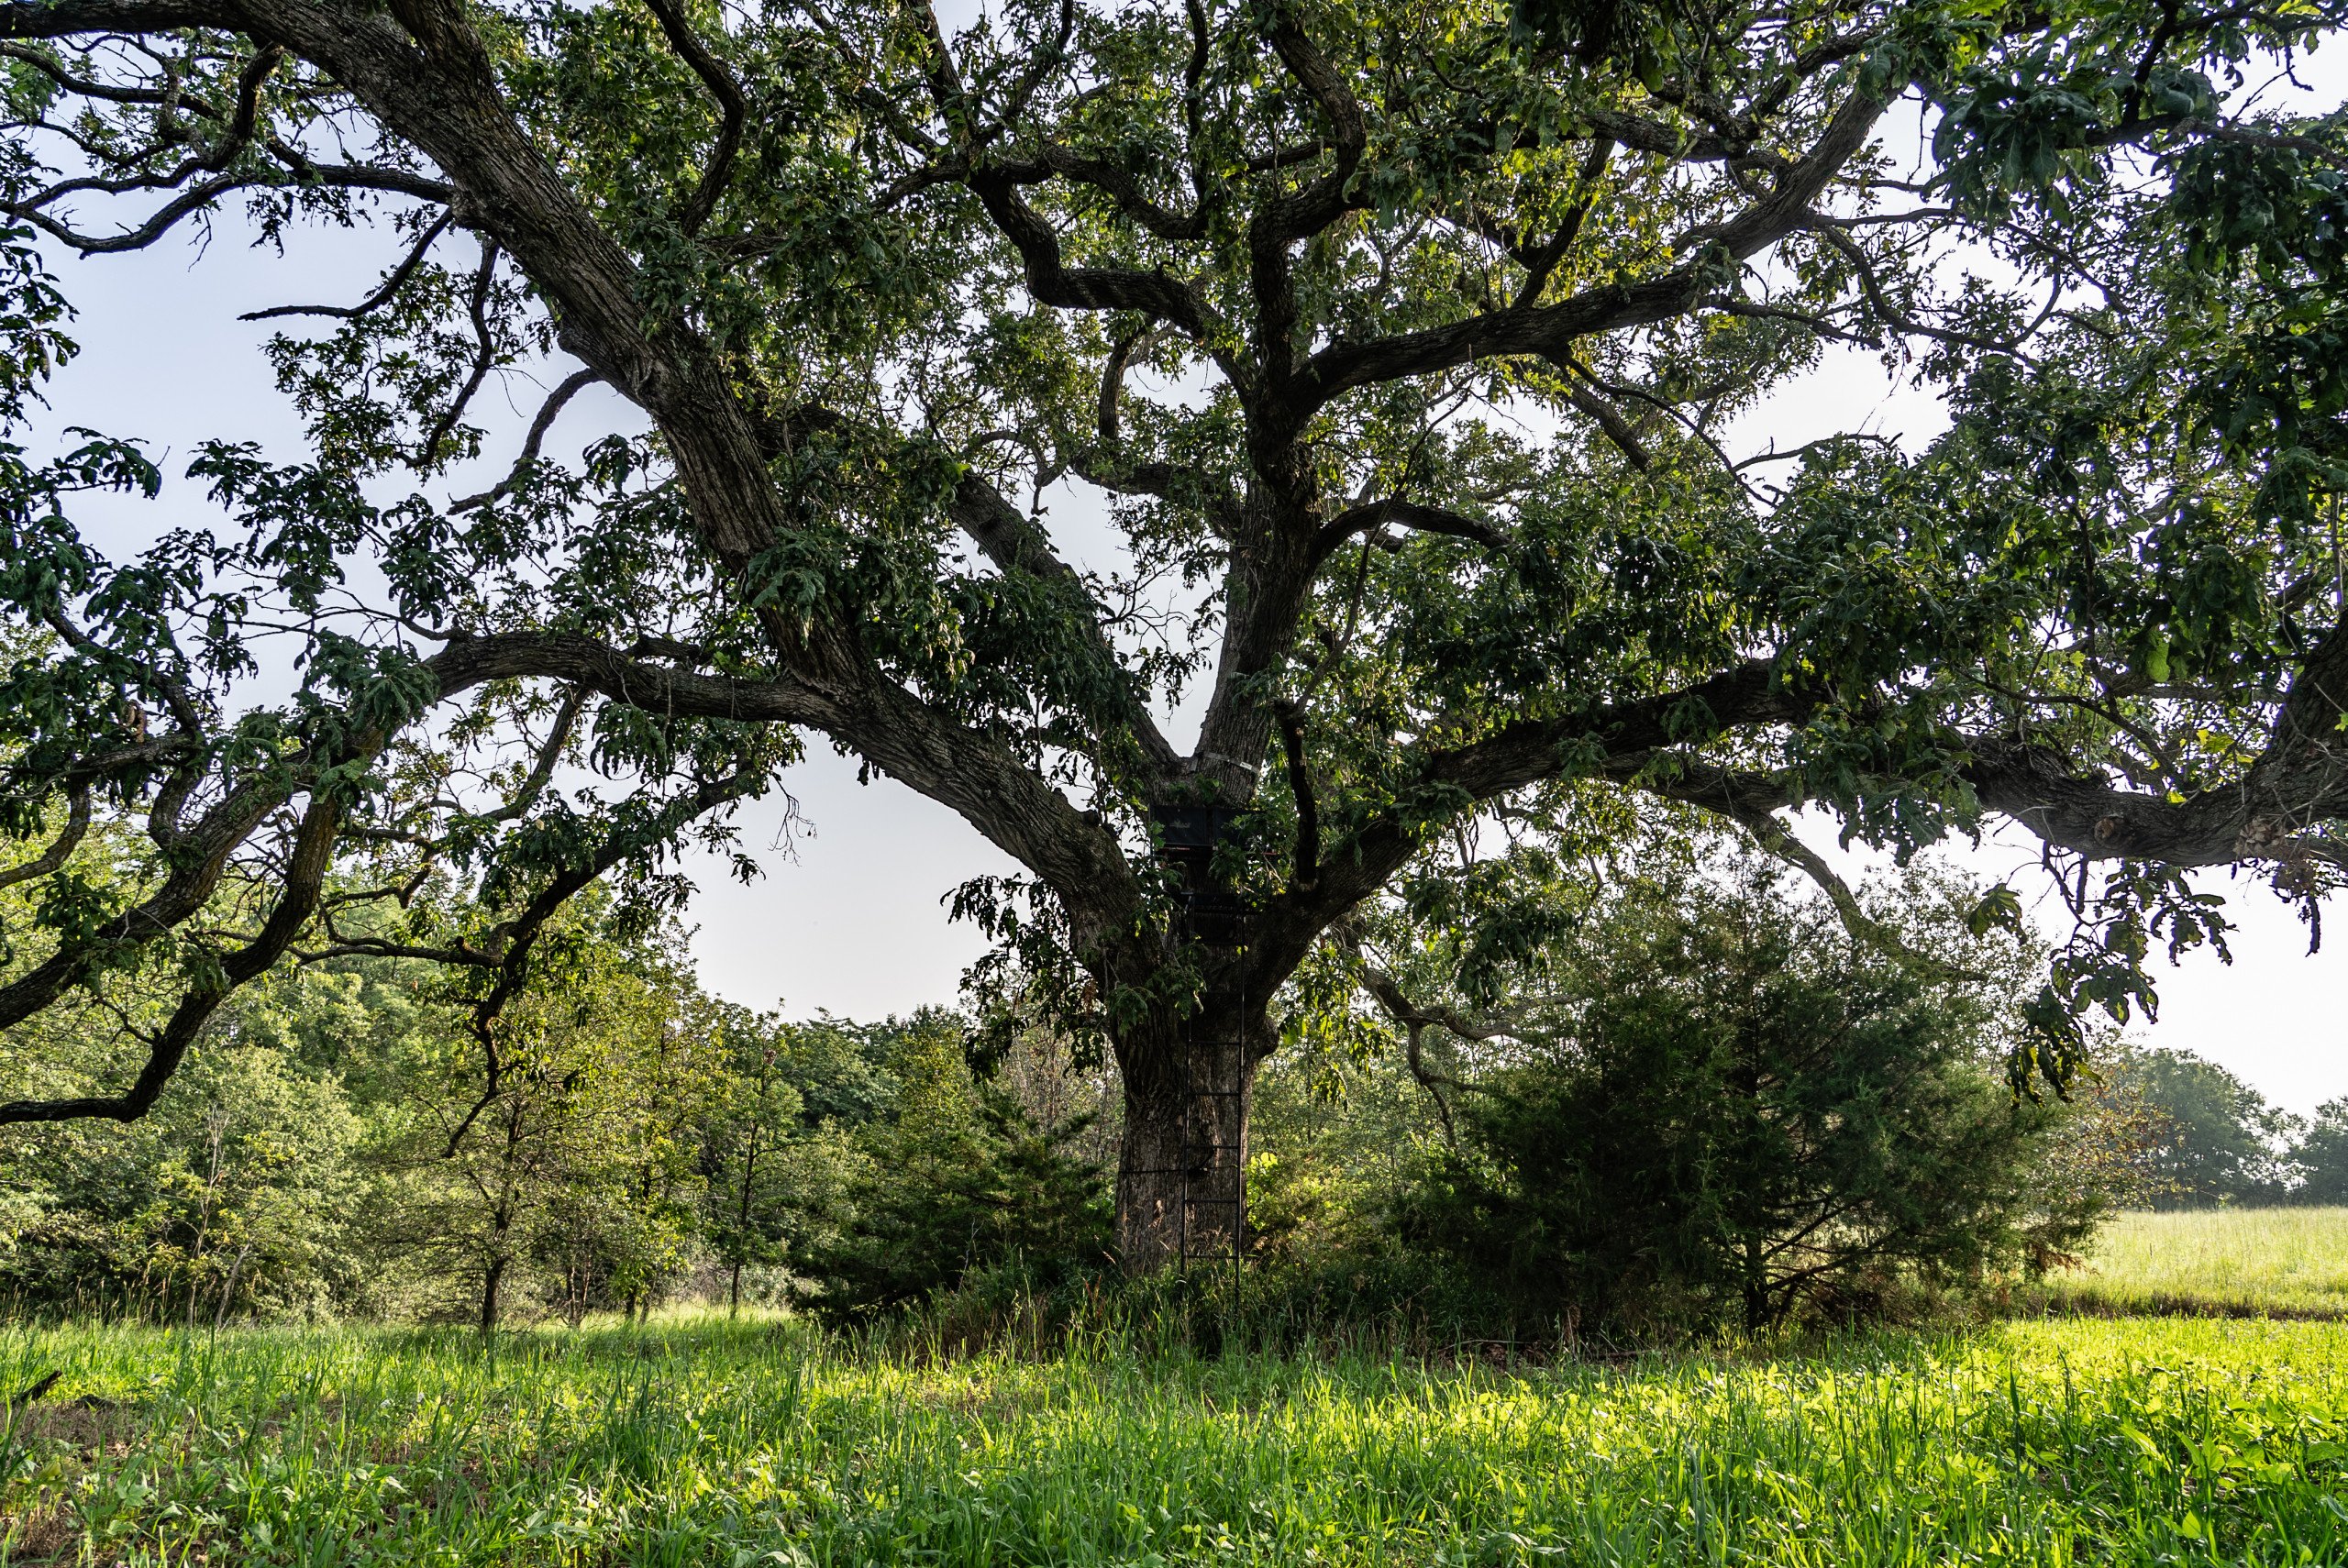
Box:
left=1151, top=805, right=1247, bottom=1275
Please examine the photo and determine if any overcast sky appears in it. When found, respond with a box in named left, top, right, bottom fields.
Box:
left=28, top=63, right=2348, bottom=1117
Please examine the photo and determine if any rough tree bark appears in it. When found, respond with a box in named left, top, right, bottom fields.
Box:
left=1110, top=953, right=1273, bottom=1272
left=478, top=1250, right=507, bottom=1340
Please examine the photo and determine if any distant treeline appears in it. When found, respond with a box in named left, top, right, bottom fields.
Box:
left=2111, top=1048, right=2348, bottom=1210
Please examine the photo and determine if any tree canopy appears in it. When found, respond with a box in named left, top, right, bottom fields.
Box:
left=3, top=0, right=2348, bottom=1264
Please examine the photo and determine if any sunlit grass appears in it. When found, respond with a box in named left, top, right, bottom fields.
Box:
left=3, top=1312, right=2347, bottom=1564
left=2047, top=1206, right=2348, bottom=1317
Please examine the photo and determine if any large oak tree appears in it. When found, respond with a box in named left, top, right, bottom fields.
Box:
left=2, top=0, right=2346, bottom=1268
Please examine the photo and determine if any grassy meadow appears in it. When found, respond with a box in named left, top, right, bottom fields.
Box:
left=5, top=1208, right=2348, bottom=1565
left=6, top=1311, right=2348, bottom=1565
left=2043, top=1206, right=2348, bottom=1318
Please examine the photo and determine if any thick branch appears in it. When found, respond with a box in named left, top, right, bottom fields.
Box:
left=1248, top=6, right=1367, bottom=388
left=11, top=161, right=451, bottom=255
left=0, top=774, right=353, bottom=1124
left=1959, top=619, right=2348, bottom=867
left=419, top=235, right=500, bottom=465
left=1644, top=760, right=1978, bottom=983
left=992, top=146, right=1207, bottom=241
left=1273, top=698, right=1317, bottom=892
left=642, top=0, right=745, bottom=237
left=1077, top=327, right=1244, bottom=527
left=1312, top=497, right=1510, bottom=563
left=1558, top=373, right=1652, bottom=470
left=1512, top=138, right=1613, bottom=308
left=947, top=469, right=1180, bottom=776
left=966, top=168, right=1219, bottom=339
left=443, top=765, right=763, bottom=1153
left=473, top=687, right=581, bottom=826
left=0, top=2, right=233, bottom=36
left=0, top=629, right=814, bottom=1043
left=1288, top=80, right=1891, bottom=427
left=1250, top=659, right=1812, bottom=980
left=0, top=784, right=89, bottom=890
left=1349, top=946, right=1521, bottom=1145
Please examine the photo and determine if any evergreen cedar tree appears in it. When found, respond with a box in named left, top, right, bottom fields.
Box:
left=1397, top=867, right=2107, bottom=1334
left=0, top=0, right=2345, bottom=1271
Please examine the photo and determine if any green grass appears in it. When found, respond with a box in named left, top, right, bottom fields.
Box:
left=6, top=1312, right=2348, bottom=1564
left=2045, top=1206, right=2348, bottom=1318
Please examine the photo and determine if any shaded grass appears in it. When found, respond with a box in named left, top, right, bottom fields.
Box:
left=2045, top=1207, right=2348, bottom=1318
left=3, top=1311, right=2348, bottom=1563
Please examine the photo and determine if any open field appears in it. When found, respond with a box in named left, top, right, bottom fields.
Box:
left=2043, top=1206, right=2348, bottom=1317
left=5, top=1314, right=2348, bottom=1565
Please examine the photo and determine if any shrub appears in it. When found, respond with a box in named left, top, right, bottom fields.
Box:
left=794, top=1020, right=1111, bottom=1319
left=1396, top=864, right=2109, bottom=1335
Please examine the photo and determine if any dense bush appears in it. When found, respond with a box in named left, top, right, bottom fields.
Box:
left=792, top=1017, right=1113, bottom=1319
left=1391, top=866, right=2111, bottom=1334
left=0, top=865, right=1117, bottom=1330
left=0, top=1027, right=361, bottom=1322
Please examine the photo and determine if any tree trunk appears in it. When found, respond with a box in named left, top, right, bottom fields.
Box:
left=213, top=1245, right=249, bottom=1332
left=1113, top=978, right=1261, bottom=1274
left=730, top=1132, right=759, bottom=1317
left=479, top=1253, right=506, bottom=1339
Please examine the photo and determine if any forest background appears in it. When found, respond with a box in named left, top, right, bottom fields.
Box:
left=4, top=809, right=2334, bottom=1339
